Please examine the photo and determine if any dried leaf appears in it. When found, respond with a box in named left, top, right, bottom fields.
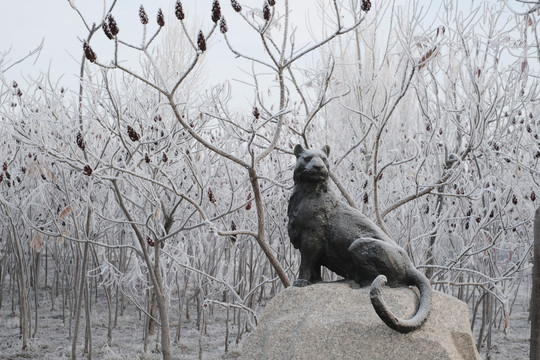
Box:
left=417, top=46, right=438, bottom=69
left=37, top=164, right=45, bottom=178
left=57, top=230, right=69, bottom=244
left=31, top=233, right=45, bottom=252
left=27, top=162, right=37, bottom=177
left=59, top=205, right=72, bottom=221
left=521, top=59, right=528, bottom=74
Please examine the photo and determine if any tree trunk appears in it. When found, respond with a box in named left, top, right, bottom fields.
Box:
left=153, top=243, right=172, bottom=359
left=72, top=208, right=93, bottom=359
left=32, top=251, right=40, bottom=338
left=426, top=185, right=445, bottom=279
left=72, top=238, right=90, bottom=360
left=248, top=168, right=291, bottom=288
left=5, top=214, right=29, bottom=352
left=530, top=207, right=540, bottom=360
left=112, top=180, right=171, bottom=359
left=13, top=232, right=29, bottom=351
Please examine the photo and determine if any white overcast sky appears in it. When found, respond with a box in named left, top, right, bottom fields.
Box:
left=0, top=1, right=326, bottom=93
left=0, top=1, right=537, bottom=96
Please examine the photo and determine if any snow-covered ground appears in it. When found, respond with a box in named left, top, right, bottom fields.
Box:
left=484, top=294, right=530, bottom=360
left=0, top=286, right=531, bottom=360
left=0, top=289, right=242, bottom=360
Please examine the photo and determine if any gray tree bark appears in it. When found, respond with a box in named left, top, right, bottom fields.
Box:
left=530, top=207, right=540, bottom=360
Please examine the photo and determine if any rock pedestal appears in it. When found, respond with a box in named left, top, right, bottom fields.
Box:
left=241, top=282, right=481, bottom=360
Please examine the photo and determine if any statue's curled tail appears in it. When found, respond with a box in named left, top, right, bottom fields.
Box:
left=369, top=270, right=432, bottom=333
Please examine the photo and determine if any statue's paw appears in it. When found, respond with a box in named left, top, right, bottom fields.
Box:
left=293, top=279, right=310, bottom=287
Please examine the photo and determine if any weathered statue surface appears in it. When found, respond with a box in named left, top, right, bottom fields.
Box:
left=287, top=144, right=432, bottom=333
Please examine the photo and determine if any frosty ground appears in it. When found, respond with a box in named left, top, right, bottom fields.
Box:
left=0, top=285, right=243, bottom=360
left=0, top=284, right=531, bottom=360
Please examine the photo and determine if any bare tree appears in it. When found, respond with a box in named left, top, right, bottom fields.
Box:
left=531, top=207, right=540, bottom=359
left=0, top=1, right=367, bottom=358
left=1, top=1, right=538, bottom=358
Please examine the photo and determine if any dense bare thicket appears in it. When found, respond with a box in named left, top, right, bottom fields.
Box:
left=323, top=2, right=539, bottom=355
left=0, top=1, right=538, bottom=359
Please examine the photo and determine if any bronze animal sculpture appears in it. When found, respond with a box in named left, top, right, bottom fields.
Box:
left=287, top=144, right=432, bottom=333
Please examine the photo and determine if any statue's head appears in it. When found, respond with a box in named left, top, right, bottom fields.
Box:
left=293, top=144, right=331, bottom=183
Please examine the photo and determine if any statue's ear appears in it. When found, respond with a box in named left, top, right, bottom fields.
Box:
left=322, top=145, right=330, bottom=157
left=294, top=144, right=305, bottom=158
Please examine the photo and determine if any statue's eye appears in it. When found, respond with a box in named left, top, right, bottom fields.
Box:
left=304, top=155, right=312, bottom=162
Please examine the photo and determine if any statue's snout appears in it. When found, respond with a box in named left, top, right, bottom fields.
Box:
left=306, top=158, right=325, bottom=172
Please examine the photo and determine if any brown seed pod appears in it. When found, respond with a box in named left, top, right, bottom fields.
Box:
left=246, top=192, right=252, bottom=210
left=361, top=0, right=371, bottom=12
left=197, top=31, right=207, bottom=52
left=102, top=22, right=114, bottom=40
left=263, top=3, right=271, bottom=21
left=76, top=132, right=86, bottom=150
left=253, top=107, right=260, bottom=119
left=157, top=8, right=165, bottom=27
left=108, top=16, right=119, bottom=35
left=108, top=14, right=119, bottom=36
left=175, top=0, right=185, bottom=20
left=83, top=165, right=93, bottom=176
left=208, top=188, right=217, bottom=203
left=211, top=0, right=221, bottom=23
left=83, top=41, right=97, bottom=63
left=220, top=16, right=228, bottom=34
left=231, top=0, right=242, bottom=12
left=139, top=5, right=149, bottom=25
left=127, top=126, right=140, bottom=141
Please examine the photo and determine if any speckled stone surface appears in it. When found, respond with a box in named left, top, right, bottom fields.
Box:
left=241, top=282, right=481, bottom=360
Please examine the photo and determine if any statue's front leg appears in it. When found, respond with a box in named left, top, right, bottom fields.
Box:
left=294, top=256, right=313, bottom=287
left=293, top=278, right=310, bottom=287
left=294, top=240, right=322, bottom=287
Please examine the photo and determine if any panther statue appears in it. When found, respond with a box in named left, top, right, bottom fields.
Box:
left=287, top=144, right=432, bottom=333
